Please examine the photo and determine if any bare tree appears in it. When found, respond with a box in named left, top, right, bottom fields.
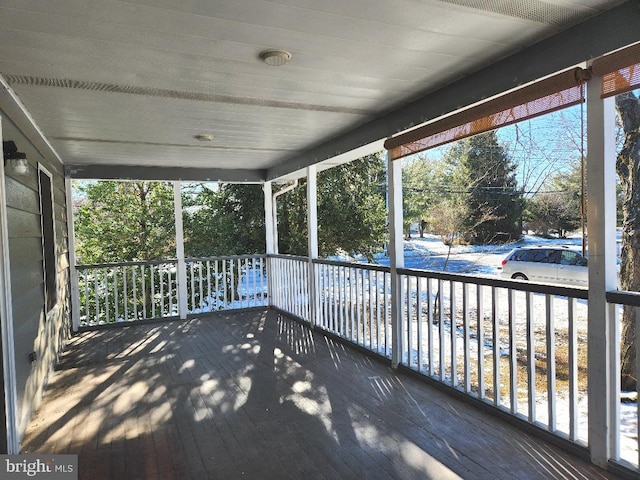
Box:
left=616, top=91, right=640, bottom=391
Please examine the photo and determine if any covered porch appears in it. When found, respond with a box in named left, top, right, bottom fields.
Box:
left=0, top=1, right=640, bottom=478
left=21, top=309, right=614, bottom=479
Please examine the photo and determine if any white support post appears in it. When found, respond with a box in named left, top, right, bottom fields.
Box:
left=307, top=166, right=319, bottom=326
left=65, top=177, right=80, bottom=332
left=388, top=151, right=405, bottom=368
left=586, top=76, right=618, bottom=467
left=174, top=182, right=188, bottom=320
left=264, top=182, right=275, bottom=305
left=264, top=181, right=275, bottom=255
left=0, top=122, right=20, bottom=453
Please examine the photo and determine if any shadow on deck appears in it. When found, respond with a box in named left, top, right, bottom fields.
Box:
left=21, top=309, right=618, bottom=479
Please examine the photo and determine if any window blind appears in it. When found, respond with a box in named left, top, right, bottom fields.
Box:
left=385, top=68, right=588, bottom=161
left=591, top=42, right=640, bottom=98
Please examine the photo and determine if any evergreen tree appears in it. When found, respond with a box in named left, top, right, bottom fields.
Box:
left=278, top=153, right=387, bottom=261
left=403, top=155, right=441, bottom=238
left=183, top=183, right=266, bottom=256
left=452, top=132, right=523, bottom=243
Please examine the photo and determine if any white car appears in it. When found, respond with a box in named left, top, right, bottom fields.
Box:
left=498, top=246, right=588, bottom=287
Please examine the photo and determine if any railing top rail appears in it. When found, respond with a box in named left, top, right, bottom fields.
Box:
left=77, top=259, right=178, bottom=269
left=77, top=254, right=268, bottom=270
left=397, top=267, right=589, bottom=299
left=607, top=289, right=640, bottom=306
left=186, top=254, right=267, bottom=262
left=313, top=258, right=391, bottom=273
left=267, top=254, right=309, bottom=261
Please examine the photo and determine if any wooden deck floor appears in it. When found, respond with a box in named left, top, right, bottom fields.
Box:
left=22, top=309, right=619, bottom=479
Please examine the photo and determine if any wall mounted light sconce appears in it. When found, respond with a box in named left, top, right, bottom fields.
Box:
left=3, top=140, right=29, bottom=175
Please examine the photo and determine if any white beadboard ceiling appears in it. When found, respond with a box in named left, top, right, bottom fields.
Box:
left=0, top=0, right=636, bottom=181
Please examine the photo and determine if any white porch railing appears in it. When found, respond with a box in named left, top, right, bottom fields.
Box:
left=76, top=255, right=267, bottom=327
left=269, top=255, right=311, bottom=322
left=397, top=269, right=589, bottom=443
left=315, top=259, right=392, bottom=357
left=74, top=253, right=639, bottom=473
left=269, top=255, right=638, bottom=473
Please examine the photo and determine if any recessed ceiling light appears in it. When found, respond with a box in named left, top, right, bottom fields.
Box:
left=194, top=134, right=214, bottom=141
left=260, top=50, right=292, bottom=66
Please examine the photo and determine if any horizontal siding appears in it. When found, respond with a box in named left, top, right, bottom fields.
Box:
left=4, top=177, right=39, bottom=214
left=8, top=261, right=43, bottom=298
left=6, top=209, right=41, bottom=239
left=2, top=111, right=70, bottom=444
left=8, top=238, right=43, bottom=269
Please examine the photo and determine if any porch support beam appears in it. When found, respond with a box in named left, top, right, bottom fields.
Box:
left=307, top=166, right=319, bottom=326
left=388, top=151, right=404, bottom=368
left=586, top=75, right=618, bottom=467
left=264, top=182, right=276, bottom=255
left=65, top=177, right=80, bottom=332
left=67, top=164, right=266, bottom=183
left=264, top=181, right=275, bottom=306
left=174, top=182, right=188, bottom=320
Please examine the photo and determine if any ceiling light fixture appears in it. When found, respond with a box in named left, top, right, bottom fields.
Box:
left=194, top=134, right=214, bottom=142
left=260, top=50, right=292, bottom=67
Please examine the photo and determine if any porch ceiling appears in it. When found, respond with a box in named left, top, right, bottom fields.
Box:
left=0, top=0, right=638, bottom=182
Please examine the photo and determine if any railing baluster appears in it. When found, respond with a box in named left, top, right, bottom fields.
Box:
left=215, top=260, right=220, bottom=310
left=384, top=271, right=389, bottom=357
left=349, top=267, right=355, bottom=342
left=83, top=269, right=89, bottom=324
left=223, top=260, right=228, bottom=308
left=340, top=266, right=345, bottom=337
left=322, top=264, right=328, bottom=330
left=105, top=268, right=110, bottom=324
left=492, top=286, right=499, bottom=407
left=189, top=262, right=195, bottom=312
left=368, top=269, right=373, bottom=348
left=427, top=277, right=433, bottom=377
left=509, top=289, right=517, bottom=414
left=451, top=280, right=457, bottom=388
left=527, top=291, right=536, bottom=423
left=142, top=265, right=147, bottom=320
left=251, top=258, right=256, bottom=308
left=477, top=284, right=485, bottom=400
left=417, top=277, right=423, bottom=373
left=123, top=266, right=128, bottom=321
left=546, top=294, right=556, bottom=432
left=149, top=265, right=155, bottom=318
left=161, top=264, right=165, bottom=316
left=170, top=263, right=175, bottom=315
left=356, top=267, right=362, bottom=338
left=376, top=271, right=381, bottom=354
left=568, top=296, right=578, bottom=441
left=205, top=260, right=211, bottom=311
left=438, top=279, right=445, bottom=381
left=407, top=275, right=413, bottom=368
left=463, top=282, right=470, bottom=393
left=260, top=257, right=266, bottom=306
left=133, top=266, right=138, bottom=320
left=199, top=260, right=204, bottom=310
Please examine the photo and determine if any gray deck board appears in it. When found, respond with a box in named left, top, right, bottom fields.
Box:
left=22, top=310, right=619, bottom=479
